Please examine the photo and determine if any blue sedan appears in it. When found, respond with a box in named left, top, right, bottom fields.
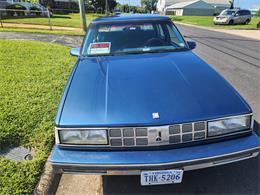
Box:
left=51, top=14, right=260, bottom=186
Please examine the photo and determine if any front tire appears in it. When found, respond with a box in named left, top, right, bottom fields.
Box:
left=228, top=20, right=234, bottom=25
left=244, top=19, right=250, bottom=25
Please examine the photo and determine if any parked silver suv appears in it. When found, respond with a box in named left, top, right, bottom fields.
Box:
left=214, top=9, right=251, bottom=25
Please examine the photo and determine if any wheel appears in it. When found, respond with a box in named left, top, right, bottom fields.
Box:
left=244, top=19, right=250, bottom=25
left=228, top=20, right=234, bottom=25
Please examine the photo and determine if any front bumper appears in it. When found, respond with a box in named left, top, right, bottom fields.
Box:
left=50, top=133, right=260, bottom=175
left=214, top=19, right=229, bottom=24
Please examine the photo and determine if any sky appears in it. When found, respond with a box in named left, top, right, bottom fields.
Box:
left=116, top=0, right=260, bottom=9
left=116, top=0, right=141, bottom=6
left=236, top=0, right=260, bottom=9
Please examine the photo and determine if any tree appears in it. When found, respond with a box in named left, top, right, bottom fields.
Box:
left=229, top=0, right=234, bottom=9
left=256, top=9, right=260, bottom=16
left=27, top=0, right=38, bottom=4
left=121, top=4, right=129, bottom=13
left=141, top=0, right=157, bottom=13
left=89, top=0, right=117, bottom=13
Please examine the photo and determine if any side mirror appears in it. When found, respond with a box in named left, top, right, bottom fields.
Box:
left=187, top=41, right=196, bottom=50
left=70, top=48, right=80, bottom=57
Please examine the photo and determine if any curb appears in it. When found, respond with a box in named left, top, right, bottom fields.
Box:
left=33, top=156, right=62, bottom=195
left=56, top=175, right=103, bottom=195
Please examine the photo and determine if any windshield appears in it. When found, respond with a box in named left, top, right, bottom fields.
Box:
left=82, top=20, right=188, bottom=56
left=220, top=10, right=236, bottom=16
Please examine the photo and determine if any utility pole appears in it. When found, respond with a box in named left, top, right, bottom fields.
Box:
left=105, top=0, right=108, bottom=15
left=79, top=0, right=87, bottom=32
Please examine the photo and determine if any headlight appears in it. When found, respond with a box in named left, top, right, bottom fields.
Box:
left=59, top=129, right=108, bottom=145
left=223, top=18, right=228, bottom=22
left=208, top=115, right=251, bottom=137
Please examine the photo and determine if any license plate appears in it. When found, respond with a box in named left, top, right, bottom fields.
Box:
left=141, top=170, right=183, bottom=186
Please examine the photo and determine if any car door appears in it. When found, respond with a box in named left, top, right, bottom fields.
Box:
left=240, top=10, right=247, bottom=24
left=234, top=10, right=242, bottom=24
left=245, top=10, right=251, bottom=22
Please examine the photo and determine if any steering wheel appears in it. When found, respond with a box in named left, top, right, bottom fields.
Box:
left=144, top=38, right=165, bottom=47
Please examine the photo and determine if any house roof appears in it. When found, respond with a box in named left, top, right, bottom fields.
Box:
left=166, top=0, right=214, bottom=9
left=166, top=0, right=199, bottom=8
left=161, top=0, right=229, bottom=6
left=204, top=0, right=229, bottom=4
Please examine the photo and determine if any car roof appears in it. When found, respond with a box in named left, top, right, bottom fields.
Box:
left=225, top=8, right=249, bottom=11
left=91, top=14, right=170, bottom=24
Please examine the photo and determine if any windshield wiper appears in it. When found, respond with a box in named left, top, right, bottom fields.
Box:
left=84, top=48, right=188, bottom=57
left=112, top=48, right=187, bottom=55
left=86, top=53, right=117, bottom=57
left=146, top=48, right=188, bottom=53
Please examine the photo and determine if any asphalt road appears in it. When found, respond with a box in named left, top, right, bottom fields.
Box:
left=177, top=24, right=260, bottom=122
left=102, top=25, right=260, bottom=195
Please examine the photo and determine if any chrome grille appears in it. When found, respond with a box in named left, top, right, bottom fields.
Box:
left=109, top=122, right=206, bottom=147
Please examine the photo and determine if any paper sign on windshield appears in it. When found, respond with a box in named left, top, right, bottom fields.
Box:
left=89, top=42, right=111, bottom=55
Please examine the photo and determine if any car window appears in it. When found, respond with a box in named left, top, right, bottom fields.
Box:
left=156, top=25, right=166, bottom=40
left=82, top=20, right=188, bottom=56
left=236, top=11, right=242, bottom=16
left=240, top=10, right=246, bottom=15
left=221, top=10, right=235, bottom=16
left=245, top=10, right=251, bottom=15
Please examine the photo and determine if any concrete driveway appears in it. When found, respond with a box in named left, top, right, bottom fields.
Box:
left=54, top=24, right=260, bottom=195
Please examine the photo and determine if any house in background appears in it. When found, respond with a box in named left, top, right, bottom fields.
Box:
left=0, top=0, right=47, bottom=16
left=157, top=0, right=183, bottom=13
left=0, top=0, right=10, bottom=9
left=165, top=0, right=214, bottom=16
left=157, top=0, right=230, bottom=15
left=38, top=0, right=78, bottom=11
left=52, top=0, right=78, bottom=10
left=206, top=0, right=230, bottom=14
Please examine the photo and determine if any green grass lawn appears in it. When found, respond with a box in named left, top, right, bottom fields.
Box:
left=170, top=16, right=260, bottom=29
left=0, top=40, right=75, bottom=194
left=2, top=13, right=102, bottom=28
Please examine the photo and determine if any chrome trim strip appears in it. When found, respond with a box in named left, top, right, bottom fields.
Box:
left=51, top=146, right=260, bottom=168
left=53, top=150, right=259, bottom=175
left=251, top=114, right=254, bottom=129
left=55, top=113, right=253, bottom=147
left=183, top=152, right=259, bottom=171
left=55, top=128, right=60, bottom=144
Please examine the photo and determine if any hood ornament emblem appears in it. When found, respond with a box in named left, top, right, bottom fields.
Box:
left=152, top=112, right=160, bottom=119
left=156, top=131, right=162, bottom=142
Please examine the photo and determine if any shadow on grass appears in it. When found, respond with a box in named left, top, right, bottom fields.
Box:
left=51, top=15, right=71, bottom=19
left=170, top=17, right=183, bottom=22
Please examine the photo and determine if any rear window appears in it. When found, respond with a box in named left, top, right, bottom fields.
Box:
left=244, top=10, right=251, bottom=15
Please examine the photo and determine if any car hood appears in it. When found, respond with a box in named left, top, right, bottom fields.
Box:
left=57, top=51, right=251, bottom=127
